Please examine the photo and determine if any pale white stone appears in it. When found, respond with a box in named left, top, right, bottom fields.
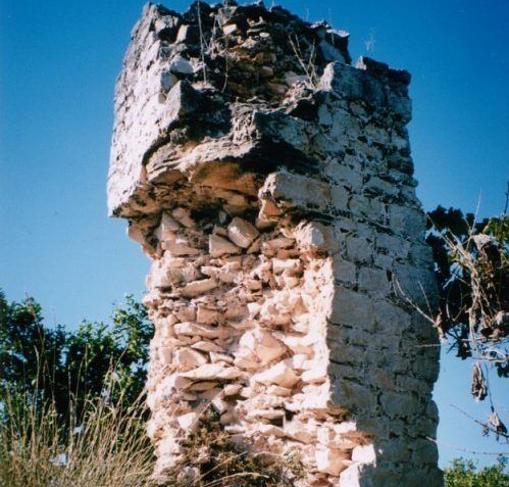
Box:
left=158, top=436, right=182, bottom=458
left=169, top=55, right=194, bottom=75
left=290, top=354, right=308, bottom=370
left=209, top=352, right=233, bottom=364
left=196, top=306, right=219, bottom=324
left=191, top=340, right=224, bottom=353
left=339, top=464, right=362, bottom=487
left=158, top=346, right=172, bottom=364
left=315, top=446, right=350, bottom=476
left=223, top=384, right=242, bottom=396
left=175, top=348, right=208, bottom=371
left=212, top=396, right=229, bottom=413
left=227, top=217, right=259, bottom=248
left=181, top=364, right=242, bottom=381
left=351, top=444, right=376, bottom=464
left=208, top=234, right=240, bottom=257
left=172, top=207, right=196, bottom=228
left=240, top=329, right=287, bottom=364
left=301, top=366, right=327, bottom=384
left=266, top=385, right=292, bottom=397
left=285, top=419, right=316, bottom=443
left=272, top=258, right=302, bottom=275
left=181, top=278, right=218, bottom=297
left=177, top=411, right=199, bottom=431
left=155, top=213, right=180, bottom=241
left=174, top=322, right=223, bottom=339
left=163, top=238, right=200, bottom=256
left=222, top=23, right=239, bottom=36
left=253, top=362, right=299, bottom=388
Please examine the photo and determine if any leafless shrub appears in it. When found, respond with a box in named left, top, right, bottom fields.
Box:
left=288, top=34, right=319, bottom=89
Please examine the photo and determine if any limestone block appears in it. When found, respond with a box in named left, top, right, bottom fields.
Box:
left=389, top=205, right=427, bottom=238
left=376, top=233, right=409, bottom=258
left=320, top=62, right=364, bottom=100
left=315, top=446, right=350, bottom=475
left=239, top=329, right=287, bottom=364
left=180, top=364, right=242, bottom=381
left=181, top=278, right=218, bottom=298
left=168, top=55, right=194, bottom=75
left=330, top=288, right=374, bottom=327
left=155, top=213, right=180, bottom=241
left=227, top=217, right=259, bottom=248
left=208, top=234, right=240, bottom=257
left=358, top=266, right=391, bottom=296
left=175, top=348, right=208, bottom=371
left=332, top=256, right=357, bottom=284
left=259, top=171, right=331, bottom=213
left=253, top=362, right=299, bottom=388
left=293, top=221, right=338, bottom=254
left=174, top=322, right=223, bottom=339
left=346, top=235, right=373, bottom=264
left=163, top=237, right=200, bottom=256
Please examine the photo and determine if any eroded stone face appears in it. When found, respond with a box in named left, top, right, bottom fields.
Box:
left=108, top=2, right=442, bottom=486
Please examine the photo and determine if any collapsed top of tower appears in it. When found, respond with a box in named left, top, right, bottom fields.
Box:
left=108, top=1, right=412, bottom=217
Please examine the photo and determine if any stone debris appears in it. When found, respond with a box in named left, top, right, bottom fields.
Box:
left=108, top=2, right=442, bottom=486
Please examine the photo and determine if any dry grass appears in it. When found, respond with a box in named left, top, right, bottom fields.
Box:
left=0, top=393, right=303, bottom=487
left=0, top=390, right=154, bottom=487
left=163, top=410, right=304, bottom=487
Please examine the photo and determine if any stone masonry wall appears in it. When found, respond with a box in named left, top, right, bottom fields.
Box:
left=108, top=3, right=442, bottom=486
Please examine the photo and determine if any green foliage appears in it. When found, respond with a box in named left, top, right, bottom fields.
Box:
left=0, top=291, right=153, bottom=421
left=444, top=456, right=509, bottom=487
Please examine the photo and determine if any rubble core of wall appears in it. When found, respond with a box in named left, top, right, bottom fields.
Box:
left=108, top=2, right=443, bottom=486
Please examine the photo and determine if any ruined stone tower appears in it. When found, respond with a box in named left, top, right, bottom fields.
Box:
left=108, top=2, right=442, bottom=485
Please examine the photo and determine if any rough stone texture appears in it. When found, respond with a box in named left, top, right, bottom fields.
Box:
left=108, top=2, right=442, bottom=485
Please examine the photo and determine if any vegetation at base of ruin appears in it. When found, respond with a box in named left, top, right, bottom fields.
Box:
left=0, top=291, right=302, bottom=486
left=0, top=383, right=154, bottom=487
left=444, top=456, right=509, bottom=486
left=164, top=410, right=303, bottom=487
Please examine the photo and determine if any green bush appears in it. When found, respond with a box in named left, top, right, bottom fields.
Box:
left=0, top=291, right=153, bottom=422
left=444, top=456, right=509, bottom=487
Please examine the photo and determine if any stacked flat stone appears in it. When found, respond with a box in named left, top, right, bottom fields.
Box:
left=108, top=2, right=442, bottom=486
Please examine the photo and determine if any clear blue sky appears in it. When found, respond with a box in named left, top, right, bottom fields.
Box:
left=1, top=0, right=508, bottom=468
